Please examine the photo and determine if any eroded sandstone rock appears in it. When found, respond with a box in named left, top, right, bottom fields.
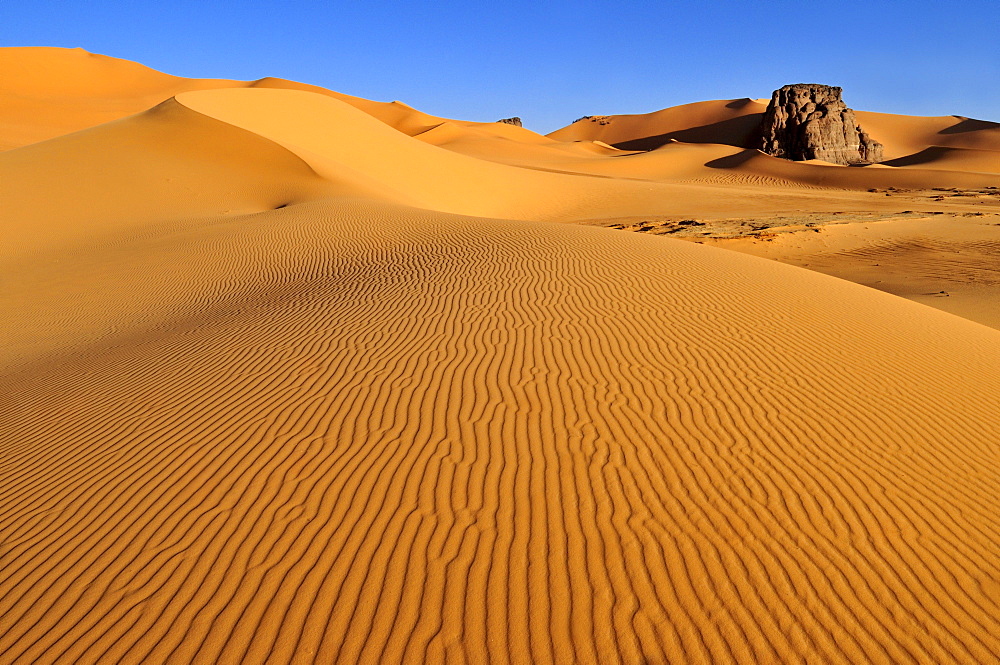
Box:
left=497, top=117, right=522, bottom=127
left=761, top=84, right=883, bottom=164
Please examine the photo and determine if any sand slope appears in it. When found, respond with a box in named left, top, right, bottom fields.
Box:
left=882, top=145, right=1000, bottom=174
left=709, top=213, right=1000, bottom=330
left=854, top=111, right=1000, bottom=160
left=3, top=48, right=1000, bottom=665
left=547, top=98, right=768, bottom=150
left=174, top=87, right=754, bottom=221
left=0, top=98, right=335, bottom=259
left=5, top=199, right=1000, bottom=665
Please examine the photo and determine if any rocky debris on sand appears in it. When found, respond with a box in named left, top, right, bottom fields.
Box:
left=497, top=117, right=522, bottom=127
left=573, top=115, right=611, bottom=125
left=760, top=84, right=883, bottom=165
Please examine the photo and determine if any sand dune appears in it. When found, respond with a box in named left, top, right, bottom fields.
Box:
left=5, top=47, right=997, bottom=192
left=548, top=98, right=1000, bottom=184
left=174, top=86, right=734, bottom=221
left=0, top=47, right=238, bottom=150
left=5, top=199, right=1000, bottom=665
left=694, top=148, right=1000, bottom=189
left=3, top=47, right=1000, bottom=665
left=0, top=47, right=554, bottom=152
left=882, top=145, right=1000, bottom=174
left=547, top=98, right=768, bottom=150
left=0, top=98, right=338, bottom=258
left=855, top=111, right=1000, bottom=160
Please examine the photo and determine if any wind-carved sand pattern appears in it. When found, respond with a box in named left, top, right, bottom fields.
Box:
left=3, top=202, right=1000, bottom=664
left=3, top=47, right=1000, bottom=665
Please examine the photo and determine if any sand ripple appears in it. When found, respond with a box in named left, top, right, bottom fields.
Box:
left=3, top=202, right=1000, bottom=664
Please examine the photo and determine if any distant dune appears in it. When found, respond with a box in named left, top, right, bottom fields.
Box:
left=3, top=47, right=1000, bottom=665
left=548, top=98, right=1000, bottom=179
left=548, top=98, right=768, bottom=150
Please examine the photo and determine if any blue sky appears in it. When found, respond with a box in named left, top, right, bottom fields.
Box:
left=3, top=1, right=997, bottom=133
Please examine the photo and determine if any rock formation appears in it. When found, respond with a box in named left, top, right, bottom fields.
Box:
left=496, top=117, right=522, bottom=127
left=760, top=84, right=883, bottom=165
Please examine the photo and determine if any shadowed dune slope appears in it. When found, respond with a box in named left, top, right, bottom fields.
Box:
left=3, top=197, right=1000, bottom=665
left=700, top=148, right=1000, bottom=189
left=855, top=111, right=1000, bottom=160
left=0, top=97, right=335, bottom=258
left=881, top=145, right=1000, bottom=174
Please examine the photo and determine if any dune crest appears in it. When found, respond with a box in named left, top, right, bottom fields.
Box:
left=0, top=97, right=332, bottom=258
left=175, top=87, right=697, bottom=221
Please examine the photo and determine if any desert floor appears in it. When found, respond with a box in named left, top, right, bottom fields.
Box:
left=2, top=48, right=999, bottom=664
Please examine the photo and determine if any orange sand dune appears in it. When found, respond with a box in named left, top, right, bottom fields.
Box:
left=176, top=87, right=694, bottom=220
left=695, top=148, right=1000, bottom=189
left=3, top=47, right=1000, bottom=665
left=547, top=98, right=767, bottom=150
left=5, top=197, right=1000, bottom=665
left=182, top=88, right=958, bottom=220
left=411, top=122, right=736, bottom=179
left=0, top=97, right=334, bottom=257
left=5, top=46, right=996, bottom=191
left=0, top=47, right=238, bottom=150
left=0, top=47, right=554, bottom=152
left=246, top=78, right=555, bottom=145
left=855, top=111, right=1000, bottom=160
left=548, top=97, right=1000, bottom=181
left=882, top=145, right=1000, bottom=174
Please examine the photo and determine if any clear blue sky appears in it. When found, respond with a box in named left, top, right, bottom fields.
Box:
left=3, top=1, right=997, bottom=133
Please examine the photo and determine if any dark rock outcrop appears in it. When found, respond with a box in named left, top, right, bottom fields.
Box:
left=497, top=117, right=522, bottom=127
left=760, top=84, right=883, bottom=164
